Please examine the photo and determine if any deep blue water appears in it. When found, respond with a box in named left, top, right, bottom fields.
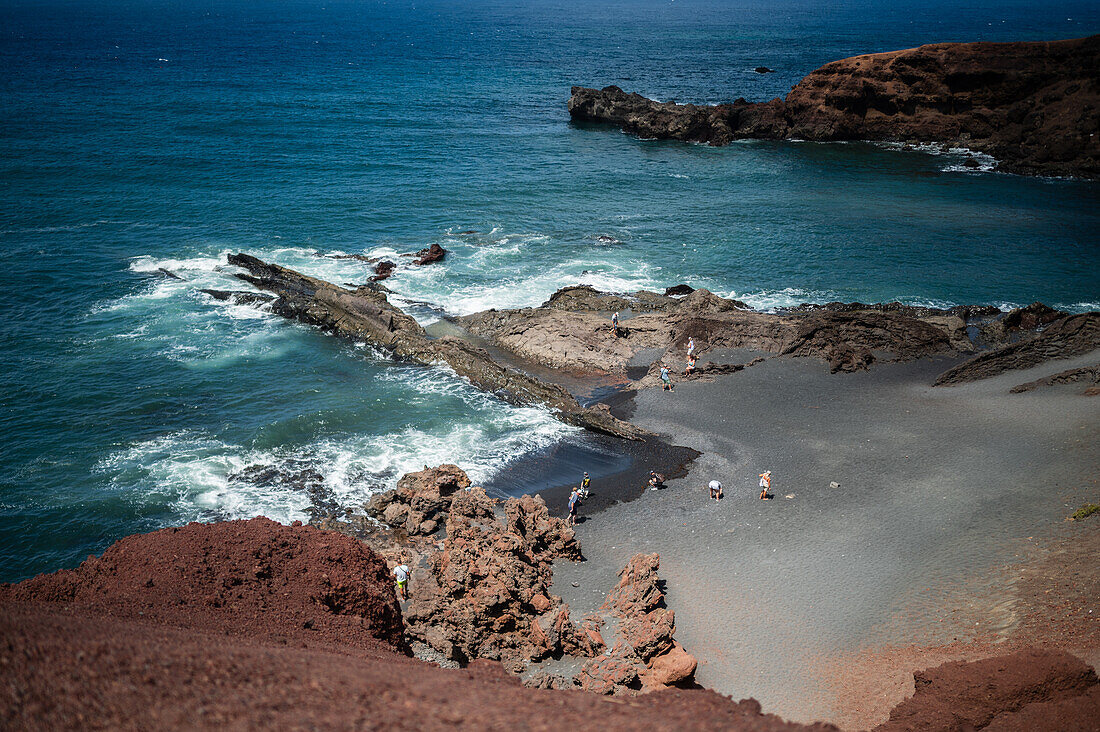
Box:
left=2, top=0, right=1098, bottom=582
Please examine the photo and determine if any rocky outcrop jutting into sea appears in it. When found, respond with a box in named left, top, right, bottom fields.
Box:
left=223, top=253, right=649, bottom=440
left=569, top=36, right=1100, bottom=178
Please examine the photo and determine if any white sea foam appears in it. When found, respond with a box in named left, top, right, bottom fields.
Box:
left=95, top=395, right=573, bottom=526
left=724, top=286, right=841, bottom=312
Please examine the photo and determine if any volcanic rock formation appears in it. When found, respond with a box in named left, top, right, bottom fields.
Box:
left=365, top=464, right=472, bottom=536
left=934, top=312, right=1100, bottom=386
left=403, top=487, right=596, bottom=668
left=223, top=253, right=648, bottom=440
left=458, top=285, right=974, bottom=377
left=569, top=36, right=1100, bottom=177
left=1, top=517, right=407, bottom=652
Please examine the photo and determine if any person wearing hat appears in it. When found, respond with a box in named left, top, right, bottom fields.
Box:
left=758, top=470, right=771, bottom=500
left=580, top=472, right=591, bottom=499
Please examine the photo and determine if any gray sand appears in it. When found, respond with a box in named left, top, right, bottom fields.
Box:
left=551, top=350, right=1099, bottom=725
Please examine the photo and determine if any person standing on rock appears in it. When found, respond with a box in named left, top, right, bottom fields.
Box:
left=611, top=311, right=620, bottom=336
left=660, top=366, right=674, bottom=391
left=758, top=471, right=772, bottom=500
left=392, top=562, right=411, bottom=601
left=687, top=337, right=695, bottom=358
left=568, top=487, right=581, bottom=525
left=709, top=479, right=723, bottom=500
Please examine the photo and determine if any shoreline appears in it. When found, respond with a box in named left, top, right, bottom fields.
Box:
left=549, top=349, right=1100, bottom=726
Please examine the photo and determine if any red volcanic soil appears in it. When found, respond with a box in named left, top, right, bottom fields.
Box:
left=2, top=517, right=406, bottom=653
left=3, top=517, right=1097, bottom=730
left=0, top=518, right=826, bottom=731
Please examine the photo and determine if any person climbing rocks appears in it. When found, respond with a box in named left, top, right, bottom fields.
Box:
left=392, top=562, right=411, bottom=601
left=687, top=337, right=695, bottom=358
left=611, top=311, right=620, bottom=336
left=758, top=470, right=772, bottom=500
left=580, top=472, right=591, bottom=499
left=660, top=366, right=674, bottom=391
left=648, top=471, right=665, bottom=490
left=568, top=487, right=581, bottom=525
left=709, top=479, right=723, bottom=500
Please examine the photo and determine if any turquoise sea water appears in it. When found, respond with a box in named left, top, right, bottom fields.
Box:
left=2, top=0, right=1098, bottom=582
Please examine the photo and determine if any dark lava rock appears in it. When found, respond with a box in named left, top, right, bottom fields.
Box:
left=414, top=243, right=447, bottom=265
left=754, top=66, right=774, bottom=73
left=665, top=284, right=695, bottom=297
left=371, top=260, right=396, bottom=282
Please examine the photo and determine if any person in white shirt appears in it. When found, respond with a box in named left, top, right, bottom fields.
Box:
left=758, top=470, right=772, bottom=500
left=708, top=479, right=723, bottom=500
left=392, top=563, right=411, bottom=601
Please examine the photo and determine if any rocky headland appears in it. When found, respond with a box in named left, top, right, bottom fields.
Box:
left=569, top=36, right=1100, bottom=177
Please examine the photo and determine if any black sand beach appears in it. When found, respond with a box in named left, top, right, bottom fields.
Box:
left=548, top=349, right=1100, bottom=727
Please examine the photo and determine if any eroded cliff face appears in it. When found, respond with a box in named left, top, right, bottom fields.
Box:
left=570, top=36, right=1100, bottom=177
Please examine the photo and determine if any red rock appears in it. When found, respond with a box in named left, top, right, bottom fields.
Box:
left=620, top=607, right=676, bottom=662
left=601, top=552, right=664, bottom=616
left=366, top=464, right=471, bottom=536
left=576, top=657, right=640, bottom=695
left=643, top=642, right=698, bottom=688
left=413, top=243, right=447, bottom=265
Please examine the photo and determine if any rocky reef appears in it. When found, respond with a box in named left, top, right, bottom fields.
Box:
left=569, top=36, right=1100, bottom=177
left=221, top=253, right=648, bottom=440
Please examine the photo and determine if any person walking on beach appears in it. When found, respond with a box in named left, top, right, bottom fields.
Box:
left=660, top=366, right=674, bottom=391
left=611, top=311, right=620, bottom=336
left=709, top=479, right=723, bottom=500
left=392, top=562, right=411, bottom=601
left=568, top=487, right=581, bottom=525
left=580, top=472, right=591, bottom=499
left=758, top=470, right=771, bottom=500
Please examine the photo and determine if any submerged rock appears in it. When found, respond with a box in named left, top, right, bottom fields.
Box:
left=414, top=243, right=447, bottom=265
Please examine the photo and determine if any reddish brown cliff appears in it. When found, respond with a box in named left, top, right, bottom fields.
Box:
left=570, top=36, right=1100, bottom=177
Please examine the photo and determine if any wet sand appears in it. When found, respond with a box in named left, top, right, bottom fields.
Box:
left=549, top=349, right=1100, bottom=727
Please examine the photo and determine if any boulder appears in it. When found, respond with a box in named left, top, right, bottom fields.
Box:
left=366, top=464, right=471, bottom=536
left=619, top=606, right=675, bottom=662
left=371, top=260, right=396, bottom=281
left=642, top=642, right=698, bottom=688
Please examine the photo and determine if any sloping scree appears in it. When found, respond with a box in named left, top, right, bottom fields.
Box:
left=1, top=517, right=406, bottom=652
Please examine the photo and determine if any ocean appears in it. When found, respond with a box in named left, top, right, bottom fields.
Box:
left=1, top=0, right=1098, bottom=583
